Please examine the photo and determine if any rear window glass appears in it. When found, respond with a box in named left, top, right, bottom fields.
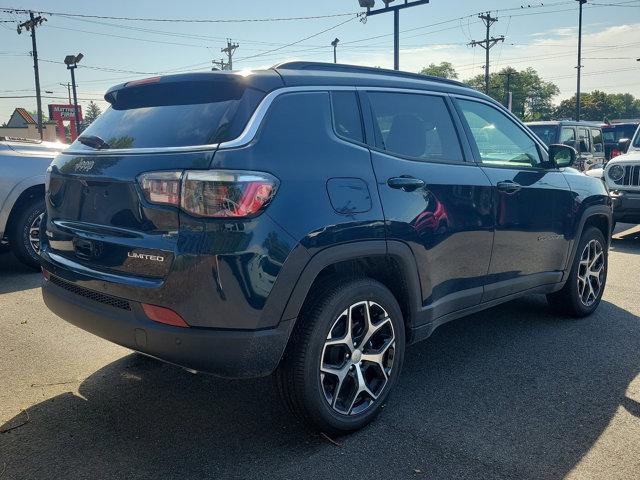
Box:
left=528, top=125, right=558, bottom=146
left=603, top=125, right=638, bottom=143
left=75, top=81, right=265, bottom=150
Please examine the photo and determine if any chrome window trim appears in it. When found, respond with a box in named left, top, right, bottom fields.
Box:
left=62, top=85, right=487, bottom=156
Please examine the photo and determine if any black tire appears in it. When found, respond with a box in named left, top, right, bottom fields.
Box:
left=276, top=277, right=405, bottom=435
left=547, top=226, right=607, bottom=317
left=9, top=198, right=45, bottom=270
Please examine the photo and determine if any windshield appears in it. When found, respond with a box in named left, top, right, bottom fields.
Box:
left=74, top=81, right=266, bottom=150
left=632, top=126, right=640, bottom=149
left=528, top=125, right=558, bottom=146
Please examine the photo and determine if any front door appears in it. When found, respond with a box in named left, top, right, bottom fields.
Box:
left=455, top=98, right=573, bottom=302
left=361, top=90, right=494, bottom=323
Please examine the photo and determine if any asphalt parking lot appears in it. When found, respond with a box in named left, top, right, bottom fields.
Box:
left=1, top=226, right=640, bottom=480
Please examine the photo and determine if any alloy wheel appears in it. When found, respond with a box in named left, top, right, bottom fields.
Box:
left=28, top=213, right=44, bottom=255
left=577, top=238, right=605, bottom=307
left=320, top=301, right=395, bottom=415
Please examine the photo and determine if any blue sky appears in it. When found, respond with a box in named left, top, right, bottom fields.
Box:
left=1, top=0, right=639, bottom=121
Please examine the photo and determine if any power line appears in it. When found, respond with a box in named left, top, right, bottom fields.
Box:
left=0, top=7, right=359, bottom=23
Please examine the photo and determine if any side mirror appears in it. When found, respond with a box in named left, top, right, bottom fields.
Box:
left=618, top=138, right=631, bottom=153
left=549, top=144, right=576, bottom=168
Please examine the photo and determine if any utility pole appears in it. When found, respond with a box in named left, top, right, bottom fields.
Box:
left=331, top=38, right=340, bottom=64
left=469, top=12, right=504, bottom=95
left=59, top=82, right=71, bottom=104
left=360, top=0, right=431, bottom=71
left=221, top=39, right=239, bottom=71
left=576, top=0, right=587, bottom=121
left=498, top=71, right=517, bottom=111
left=17, top=12, right=46, bottom=139
left=212, top=59, right=228, bottom=71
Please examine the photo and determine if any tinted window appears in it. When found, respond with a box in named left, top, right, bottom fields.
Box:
left=458, top=99, right=540, bottom=167
left=578, top=128, right=591, bottom=153
left=591, top=129, right=603, bottom=153
left=76, top=81, right=265, bottom=150
left=560, top=127, right=576, bottom=146
left=603, top=125, right=638, bottom=143
left=367, top=92, right=463, bottom=162
left=528, top=125, right=558, bottom=146
left=330, top=91, right=364, bottom=143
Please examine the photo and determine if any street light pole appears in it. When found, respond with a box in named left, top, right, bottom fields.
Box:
left=576, top=0, right=587, bottom=122
left=360, top=0, right=431, bottom=71
left=331, top=38, right=340, bottom=64
left=64, top=53, right=83, bottom=140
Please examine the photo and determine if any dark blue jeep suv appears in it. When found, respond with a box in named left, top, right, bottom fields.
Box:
left=41, top=62, right=611, bottom=433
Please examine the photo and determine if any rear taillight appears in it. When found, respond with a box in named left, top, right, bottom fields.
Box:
left=137, top=170, right=278, bottom=218
left=181, top=171, right=277, bottom=218
left=138, top=171, right=182, bottom=207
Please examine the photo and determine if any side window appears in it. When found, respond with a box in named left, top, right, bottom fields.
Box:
left=457, top=99, right=541, bottom=167
left=560, top=127, right=576, bottom=147
left=330, top=91, right=364, bottom=144
left=591, top=129, right=603, bottom=153
left=578, top=128, right=591, bottom=153
left=367, top=92, right=463, bottom=163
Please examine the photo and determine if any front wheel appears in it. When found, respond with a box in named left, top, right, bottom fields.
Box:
left=547, top=226, right=608, bottom=317
left=277, top=278, right=405, bottom=435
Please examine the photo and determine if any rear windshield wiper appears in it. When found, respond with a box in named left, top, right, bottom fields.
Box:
left=77, top=135, right=110, bottom=150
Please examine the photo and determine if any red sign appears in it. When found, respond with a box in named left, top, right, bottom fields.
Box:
left=48, top=104, right=83, bottom=142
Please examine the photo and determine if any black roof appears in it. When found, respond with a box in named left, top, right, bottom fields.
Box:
left=273, top=61, right=483, bottom=99
left=104, top=62, right=488, bottom=104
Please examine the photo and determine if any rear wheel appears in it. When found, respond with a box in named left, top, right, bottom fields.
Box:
left=547, top=226, right=607, bottom=317
left=277, top=278, right=405, bottom=435
left=9, top=199, right=45, bottom=270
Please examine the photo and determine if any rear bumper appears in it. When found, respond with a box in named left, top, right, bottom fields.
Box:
left=42, top=275, right=293, bottom=378
left=611, top=190, right=640, bottom=223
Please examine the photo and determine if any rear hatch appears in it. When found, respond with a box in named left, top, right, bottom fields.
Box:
left=43, top=71, right=281, bottom=280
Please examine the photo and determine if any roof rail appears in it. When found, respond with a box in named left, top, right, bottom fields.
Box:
left=273, top=61, right=466, bottom=88
left=0, top=136, right=43, bottom=144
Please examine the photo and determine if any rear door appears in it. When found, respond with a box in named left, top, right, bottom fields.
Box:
left=361, top=89, right=494, bottom=323
left=591, top=128, right=605, bottom=167
left=577, top=127, right=593, bottom=170
left=454, top=97, right=573, bottom=302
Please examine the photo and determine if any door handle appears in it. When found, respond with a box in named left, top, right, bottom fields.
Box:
left=387, top=176, right=425, bottom=192
left=496, top=181, right=522, bottom=194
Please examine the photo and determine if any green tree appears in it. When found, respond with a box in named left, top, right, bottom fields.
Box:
left=554, top=91, right=640, bottom=121
left=419, top=61, right=459, bottom=79
left=466, top=67, right=560, bottom=121
left=83, top=101, right=102, bottom=126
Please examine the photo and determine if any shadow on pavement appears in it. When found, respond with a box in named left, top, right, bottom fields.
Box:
left=0, top=252, right=41, bottom=294
left=1, top=296, right=639, bottom=479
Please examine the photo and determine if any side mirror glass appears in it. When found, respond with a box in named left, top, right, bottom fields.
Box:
left=549, top=144, right=576, bottom=168
left=618, top=138, right=631, bottom=153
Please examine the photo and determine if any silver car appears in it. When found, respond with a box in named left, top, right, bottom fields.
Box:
left=0, top=138, right=67, bottom=268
